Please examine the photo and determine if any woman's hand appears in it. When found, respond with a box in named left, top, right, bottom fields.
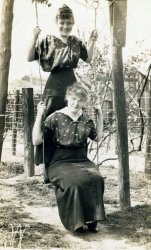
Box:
left=27, top=26, right=41, bottom=62
left=89, top=29, right=98, bottom=43
left=33, top=26, right=41, bottom=40
left=94, top=103, right=102, bottom=115
left=37, top=101, right=46, bottom=117
left=86, top=29, right=98, bottom=63
left=93, top=103, right=103, bottom=142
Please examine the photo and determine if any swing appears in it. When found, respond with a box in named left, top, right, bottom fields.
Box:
left=34, top=0, right=101, bottom=169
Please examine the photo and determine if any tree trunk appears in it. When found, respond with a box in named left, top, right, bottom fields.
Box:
left=112, top=46, right=131, bottom=209
left=0, top=0, right=14, bottom=161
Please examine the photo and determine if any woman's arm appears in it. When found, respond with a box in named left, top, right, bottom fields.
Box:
left=27, top=26, right=41, bottom=62
left=86, top=30, right=98, bottom=63
left=32, top=102, right=46, bottom=145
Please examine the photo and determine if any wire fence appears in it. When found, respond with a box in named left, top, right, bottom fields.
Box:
left=2, top=90, right=41, bottom=162
left=1, top=76, right=150, bottom=173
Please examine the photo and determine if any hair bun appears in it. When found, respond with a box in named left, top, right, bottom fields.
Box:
left=59, top=4, right=72, bottom=13
left=56, top=4, right=74, bottom=21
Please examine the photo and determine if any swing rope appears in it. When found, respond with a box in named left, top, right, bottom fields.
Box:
left=34, top=1, right=45, bottom=167
left=92, top=0, right=100, bottom=168
left=35, top=1, right=43, bottom=99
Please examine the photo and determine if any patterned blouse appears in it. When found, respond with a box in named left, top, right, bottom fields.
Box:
left=35, top=35, right=88, bottom=72
left=44, top=112, right=97, bottom=148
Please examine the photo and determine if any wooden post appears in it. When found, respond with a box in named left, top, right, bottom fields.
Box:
left=112, top=46, right=130, bottom=208
left=108, top=0, right=131, bottom=208
left=22, top=88, right=34, bottom=177
left=12, top=90, right=20, bottom=155
left=145, top=78, right=151, bottom=179
left=109, top=0, right=127, bottom=47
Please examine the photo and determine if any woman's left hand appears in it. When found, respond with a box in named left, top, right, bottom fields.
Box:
left=89, top=29, right=98, bottom=43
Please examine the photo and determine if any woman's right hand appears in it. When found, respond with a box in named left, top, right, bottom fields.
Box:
left=33, top=26, right=41, bottom=40
left=37, top=101, right=46, bottom=117
left=94, top=103, right=102, bottom=116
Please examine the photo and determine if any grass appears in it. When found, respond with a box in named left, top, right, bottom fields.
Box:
left=0, top=160, right=151, bottom=249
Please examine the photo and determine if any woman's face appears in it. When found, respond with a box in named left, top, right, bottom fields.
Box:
left=56, top=17, right=74, bottom=37
left=67, top=94, right=86, bottom=113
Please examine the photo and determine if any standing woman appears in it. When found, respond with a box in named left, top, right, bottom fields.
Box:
left=27, top=4, right=98, bottom=117
left=32, top=83, right=106, bottom=233
left=27, top=4, right=98, bottom=176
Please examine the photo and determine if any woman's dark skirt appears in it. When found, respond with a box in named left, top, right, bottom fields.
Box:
left=48, top=148, right=106, bottom=231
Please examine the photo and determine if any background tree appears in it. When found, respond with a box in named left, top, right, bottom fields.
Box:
left=0, top=0, right=49, bottom=162
left=0, top=0, right=15, bottom=161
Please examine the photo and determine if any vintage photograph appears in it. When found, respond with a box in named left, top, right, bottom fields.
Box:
left=0, top=0, right=151, bottom=249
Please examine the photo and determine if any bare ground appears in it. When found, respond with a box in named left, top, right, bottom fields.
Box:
left=0, top=155, right=151, bottom=250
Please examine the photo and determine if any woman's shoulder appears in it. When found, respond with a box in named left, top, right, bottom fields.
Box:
left=47, top=110, right=67, bottom=121
left=37, top=35, right=55, bottom=46
left=70, top=35, right=82, bottom=43
left=47, top=110, right=61, bottom=118
left=55, top=108, right=68, bottom=116
left=41, top=35, right=80, bottom=43
left=45, top=35, right=56, bottom=43
left=39, top=35, right=55, bottom=43
left=44, top=111, right=58, bottom=123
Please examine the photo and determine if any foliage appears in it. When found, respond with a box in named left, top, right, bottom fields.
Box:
left=124, top=40, right=151, bottom=78
left=77, top=38, right=151, bottom=95
left=74, top=0, right=99, bottom=8
left=76, top=38, right=151, bottom=152
left=32, top=0, right=49, bottom=4
left=76, top=36, right=111, bottom=90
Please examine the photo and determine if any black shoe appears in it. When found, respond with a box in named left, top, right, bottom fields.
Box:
left=87, top=221, right=98, bottom=233
left=74, top=227, right=86, bottom=234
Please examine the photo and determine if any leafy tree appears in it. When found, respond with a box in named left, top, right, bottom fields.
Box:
left=0, top=0, right=15, bottom=161
left=0, top=0, right=49, bottom=161
left=32, top=0, right=49, bottom=3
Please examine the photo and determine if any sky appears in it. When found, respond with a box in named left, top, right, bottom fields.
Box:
left=1, top=0, right=151, bottom=81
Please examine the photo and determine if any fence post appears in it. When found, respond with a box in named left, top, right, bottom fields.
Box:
left=22, top=88, right=34, bottom=177
left=12, top=89, right=20, bottom=155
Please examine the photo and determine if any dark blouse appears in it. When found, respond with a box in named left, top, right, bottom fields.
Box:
left=44, top=112, right=97, bottom=148
left=35, top=35, right=88, bottom=72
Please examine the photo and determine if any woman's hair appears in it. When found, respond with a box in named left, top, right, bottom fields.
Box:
left=56, top=4, right=74, bottom=23
left=66, top=83, right=88, bottom=101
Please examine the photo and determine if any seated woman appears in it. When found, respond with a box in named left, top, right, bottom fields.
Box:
left=32, top=83, right=106, bottom=233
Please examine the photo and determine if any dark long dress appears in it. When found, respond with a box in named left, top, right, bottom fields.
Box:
left=35, top=35, right=88, bottom=100
left=34, top=35, right=88, bottom=165
left=44, top=111, right=106, bottom=231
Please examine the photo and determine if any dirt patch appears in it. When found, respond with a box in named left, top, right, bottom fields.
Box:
left=0, top=161, right=151, bottom=249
